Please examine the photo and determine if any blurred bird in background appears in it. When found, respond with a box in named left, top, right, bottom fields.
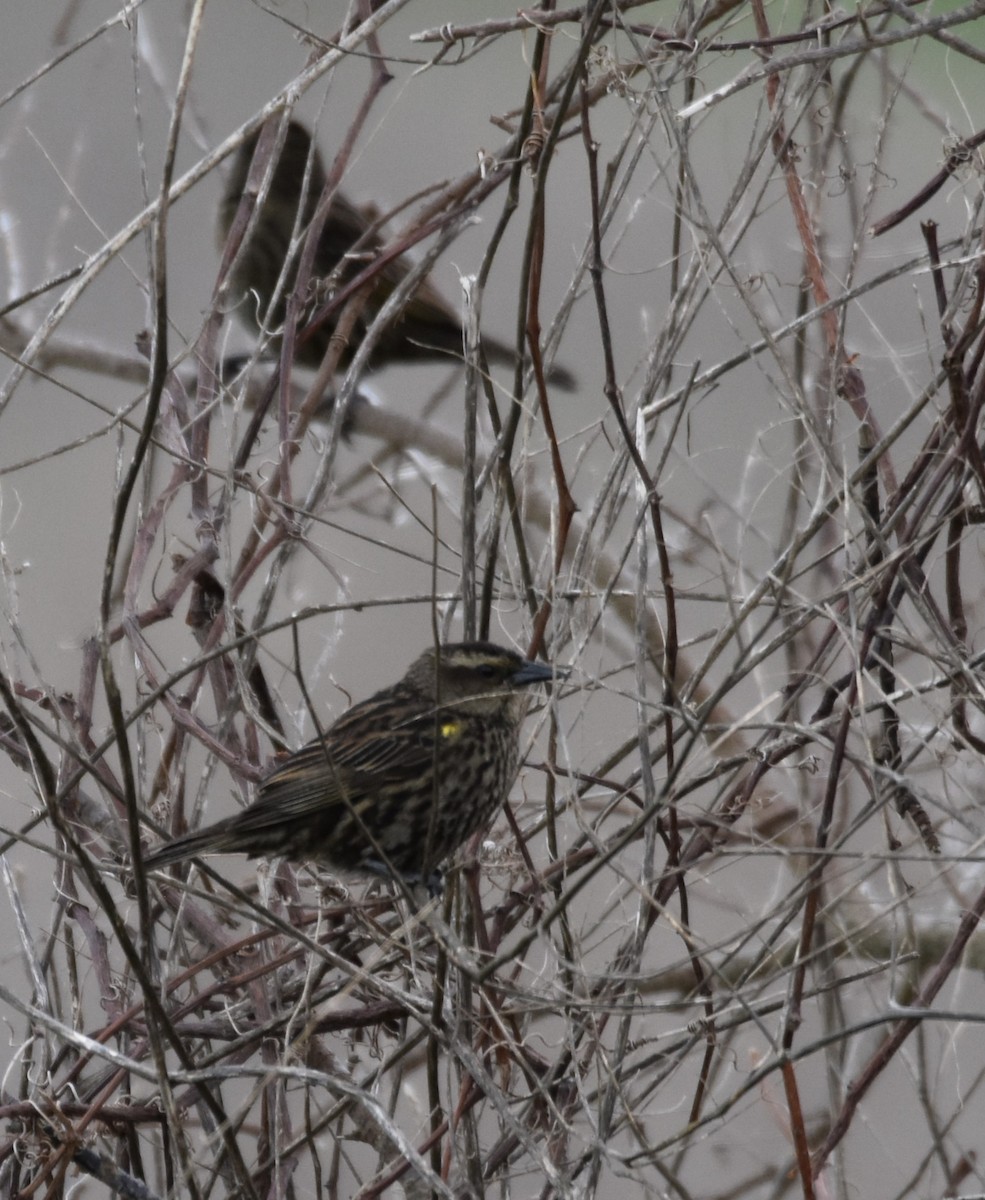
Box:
left=216, top=119, right=574, bottom=387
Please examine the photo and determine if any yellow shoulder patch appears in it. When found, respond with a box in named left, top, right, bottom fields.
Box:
left=440, top=719, right=463, bottom=740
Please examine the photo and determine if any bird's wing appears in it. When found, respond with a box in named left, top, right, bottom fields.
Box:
left=236, top=697, right=443, bottom=830
left=321, top=692, right=446, bottom=773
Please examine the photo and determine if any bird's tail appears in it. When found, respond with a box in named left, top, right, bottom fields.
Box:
left=143, top=821, right=237, bottom=870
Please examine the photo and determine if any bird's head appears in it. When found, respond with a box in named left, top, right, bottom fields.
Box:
left=405, top=641, right=561, bottom=719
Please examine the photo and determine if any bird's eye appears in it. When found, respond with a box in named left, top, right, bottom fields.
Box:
left=476, top=664, right=497, bottom=679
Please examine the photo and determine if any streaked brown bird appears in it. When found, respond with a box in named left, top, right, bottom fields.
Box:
left=144, top=642, right=562, bottom=889
left=216, top=120, right=574, bottom=387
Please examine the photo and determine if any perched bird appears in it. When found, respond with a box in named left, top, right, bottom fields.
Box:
left=144, top=642, right=562, bottom=888
left=217, top=120, right=574, bottom=387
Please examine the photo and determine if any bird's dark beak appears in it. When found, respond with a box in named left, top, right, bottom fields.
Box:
left=511, top=659, right=568, bottom=687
